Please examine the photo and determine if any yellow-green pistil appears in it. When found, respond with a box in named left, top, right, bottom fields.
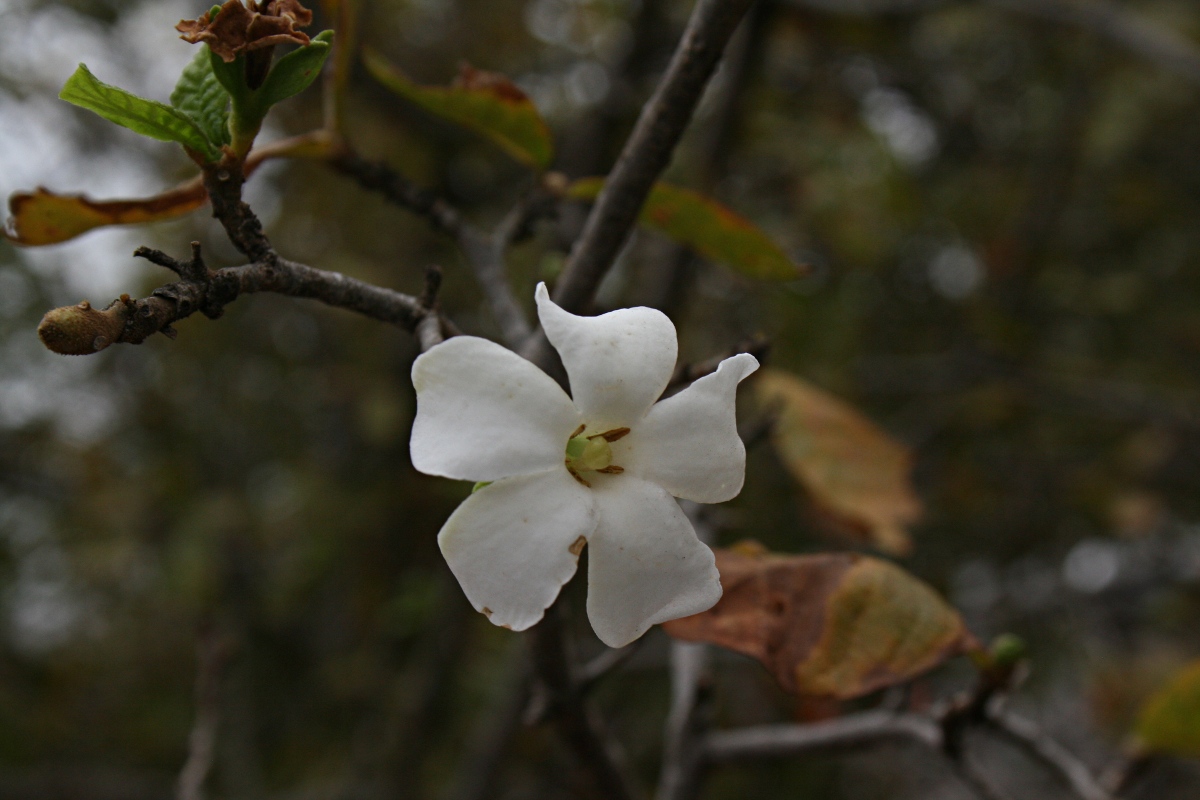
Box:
left=565, top=425, right=630, bottom=486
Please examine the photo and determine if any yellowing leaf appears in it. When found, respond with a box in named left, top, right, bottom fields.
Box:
left=4, top=131, right=331, bottom=246
left=363, top=50, right=553, bottom=169
left=567, top=178, right=803, bottom=280
left=662, top=546, right=975, bottom=698
left=1135, top=659, right=1200, bottom=757
left=755, top=369, right=922, bottom=555
left=4, top=184, right=207, bottom=246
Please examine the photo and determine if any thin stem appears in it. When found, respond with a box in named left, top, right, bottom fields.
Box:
left=329, top=150, right=534, bottom=347
left=177, top=629, right=227, bottom=800
left=702, top=711, right=944, bottom=761
left=985, top=704, right=1114, bottom=800
left=528, top=606, right=643, bottom=800
left=549, top=0, right=757, bottom=316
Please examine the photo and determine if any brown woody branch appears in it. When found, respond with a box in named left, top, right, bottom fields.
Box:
left=518, top=5, right=762, bottom=789
left=329, top=149, right=534, bottom=347
left=703, top=710, right=945, bottom=761
left=202, top=159, right=276, bottom=265
left=547, top=0, right=757, bottom=317
left=528, top=605, right=644, bottom=800
left=177, top=628, right=228, bottom=800
left=984, top=703, right=1114, bottom=800
left=698, top=697, right=1118, bottom=800
left=36, top=245, right=452, bottom=356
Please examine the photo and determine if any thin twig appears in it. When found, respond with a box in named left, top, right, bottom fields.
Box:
left=330, top=150, right=533, bottom=347
left=36, top=246, right=458, bottom=357
left=443, top=644, right=533, bottom=800
left=548, top=0, right=757, bottom=316
left=642, top=0, right=772, bottom=316
left=177, top=629, right=228, bottom=800
left=656, top=503, right=718, bottom=800
left=702, top=711, right=945, bottom=761
left=528, top=605, right=644, bottom=800
left=577, top=642, right=641, bottom=693
left=512, top=0, right=766, bottom=771
left=202, top=160, right=275, bottom=265
left=985, top=703, right=1114, bottom=800
left=656, top=642, right=710, bottom=800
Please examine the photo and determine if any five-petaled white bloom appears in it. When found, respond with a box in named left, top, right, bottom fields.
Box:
left=409, top=283, right=759, bottom=647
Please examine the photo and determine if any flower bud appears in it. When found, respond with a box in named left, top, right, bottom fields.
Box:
left=37, top=299, right=130, bottom=356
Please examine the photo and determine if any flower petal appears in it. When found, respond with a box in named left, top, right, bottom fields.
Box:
left=535, top=282, right=677, bottom=429
left=439, top=468, right=597, bottom=631
left=585, top=476, right=721, bottom=647
left=410, top=336, right=583, bottom=482
left=619, top=353, right=759, bottom=503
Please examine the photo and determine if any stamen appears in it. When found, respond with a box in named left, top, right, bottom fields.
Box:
left=597, top=427, right=631, bottom=442
left=566, top=461, right=591, bottom=487
left=569, top=423, right=587, bottom=439
left=596, top=465, right=624, bottom=474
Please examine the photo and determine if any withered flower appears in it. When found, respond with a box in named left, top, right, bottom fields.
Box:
left=177, top=0, right=314, bottom=86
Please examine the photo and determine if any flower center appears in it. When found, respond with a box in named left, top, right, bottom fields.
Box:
left=564, top=425, right=630, bottom=486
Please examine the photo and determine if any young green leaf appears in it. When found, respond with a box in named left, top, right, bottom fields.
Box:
left=567, top=178, right=804, bottom=280
left=60, top=64, right=220, bottom=162
left=171, top=45, right=231, bottom=149
left=662, top=545, right=976, bottom=698
left=363, top=49, right=554, bottom=170
left=254, top=30, right=333, bottom=113
left=1135, top=659, right=1200, bottom=757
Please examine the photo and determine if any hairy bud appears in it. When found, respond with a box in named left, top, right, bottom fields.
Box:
left=37, top=298, right=131, bottom=356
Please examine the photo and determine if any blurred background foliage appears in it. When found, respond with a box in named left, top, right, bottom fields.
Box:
left=2, top=0, right=1200, bottom=797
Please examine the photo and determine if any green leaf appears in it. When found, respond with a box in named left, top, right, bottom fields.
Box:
left=1136, top=659, right=1200, bottom=757
left=363, top=49, right=554, bottom=169
left=208, top=50, right=248, bottom=103
left=171, top=45, right=231, bottom=149
left=255, top=31, right=333, bottom=113
left=567, top=179, right=804, bottom=280
left=59, top=64, right=220, bottom=162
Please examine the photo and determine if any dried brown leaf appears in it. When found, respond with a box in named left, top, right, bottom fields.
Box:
left=4, top=131, right=329, bottom=246
left=755, top=369, right=922, bottom=555
left=4, top=184, right=207, bottom=246
left=662, top=546, right=975, bottom=699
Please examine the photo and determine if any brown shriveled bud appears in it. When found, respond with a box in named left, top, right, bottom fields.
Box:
left=177, top=0, right=313, bottom=63
left=37, top=298, right=132, bottom=356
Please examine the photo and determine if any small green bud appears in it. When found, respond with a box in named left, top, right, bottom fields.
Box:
left=471, top=481, right=492, bottom=493
left=989, top=633, right=1027, bottom=668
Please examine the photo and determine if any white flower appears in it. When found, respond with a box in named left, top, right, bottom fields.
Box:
left=409, top=283, right=759, bottom=647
